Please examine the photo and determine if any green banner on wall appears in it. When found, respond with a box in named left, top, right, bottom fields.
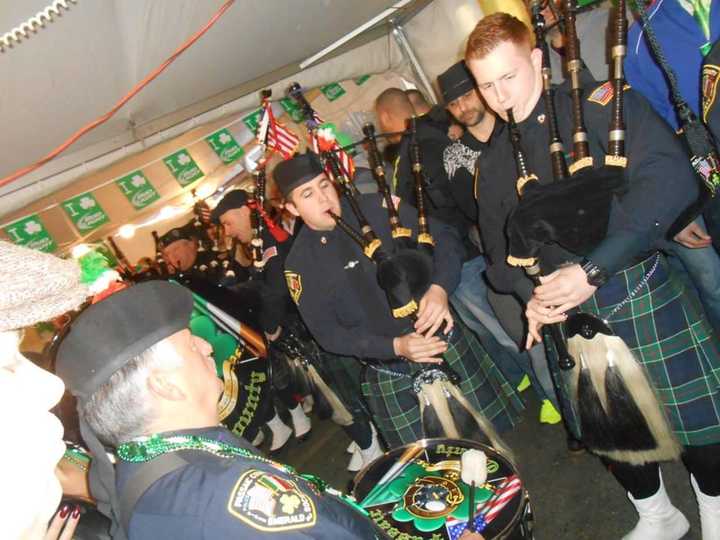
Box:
left=354, top=74, right=371, bottom=86
left=320, top=82, right=346, bottom=102
left=242, top=109, right=263, bottom=134
left=62, top=193, right=110, bottom=233
left=3, top=214, right=56, bottom=252
left=164, top=149, right=204, bottom=186
left=116, top=171, right=160, bottom=210
left=206, top=129, right=245, bottom=164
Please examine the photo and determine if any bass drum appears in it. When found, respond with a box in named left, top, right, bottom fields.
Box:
left=353, top=438, right=533, bottom=539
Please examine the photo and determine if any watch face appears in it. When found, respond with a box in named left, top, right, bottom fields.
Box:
left=588, top=269, right=608, bottom=287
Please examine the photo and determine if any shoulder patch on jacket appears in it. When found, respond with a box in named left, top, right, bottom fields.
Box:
left=284, top=271, right=302, bottom=305
left=703, top=64, right=720, bottom=122
left=227, top=469, right=317, bottom=532
left=587, top=81, right=632, bottom=106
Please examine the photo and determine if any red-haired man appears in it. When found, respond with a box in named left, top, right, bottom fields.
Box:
left=465, top=12, right=720, bottom=540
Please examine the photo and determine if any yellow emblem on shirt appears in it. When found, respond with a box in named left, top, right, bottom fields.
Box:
left=284, top=271, right=302, bottom=305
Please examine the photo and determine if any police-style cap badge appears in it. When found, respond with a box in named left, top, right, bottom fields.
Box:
left=437, top=60, right=476, bottom=105
left=273, top=153, right=324, bottom=198
left=210, top=189, right=250, bottom=224
left=55, top=280, right=193, bottom=402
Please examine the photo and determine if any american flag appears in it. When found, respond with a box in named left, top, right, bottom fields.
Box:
left=444, top=474, right=522, bottom=540
left=257, top=98, right=299, bottom=159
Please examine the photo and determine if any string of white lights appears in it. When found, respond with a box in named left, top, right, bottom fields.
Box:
left=0, top=0, right=78, bottom=53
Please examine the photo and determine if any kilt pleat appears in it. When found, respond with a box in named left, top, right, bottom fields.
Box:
left=569, top=253, right=720, bottom=447
left=361, top=321, right=524, bottom=449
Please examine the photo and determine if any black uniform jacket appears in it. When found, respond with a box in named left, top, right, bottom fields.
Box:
left=116, top=426, right=378, bottom=539
left=475, top=81, right=699, bottom=302
left=248, top=226, right=296, bottom=335
left=285, top=193, right=463, bottom=360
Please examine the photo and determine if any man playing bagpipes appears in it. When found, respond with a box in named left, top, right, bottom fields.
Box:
left=206, top=188, right=318, bottom=454
left=211, top=187, right=383, bottom=470
left=437, top=59, right=568, bottom=432
left=375, top=85, right=545, bottom=429
left=465, top=11, right=720, bottom=540
left=280, top=152, right=522, bottom=452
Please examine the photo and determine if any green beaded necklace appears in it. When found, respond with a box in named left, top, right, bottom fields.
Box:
left=117, top=434, right=294, bottom=472
left=116, top=434, right=367, bottom=516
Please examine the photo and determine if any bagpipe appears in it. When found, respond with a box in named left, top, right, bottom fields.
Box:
left=249, top=90, right=291, bottom=275
left=506, top=0, right=679, bottom=464
left=623, top=0, right=720, bottom=236
left=288, top=83, right=510, bottom=452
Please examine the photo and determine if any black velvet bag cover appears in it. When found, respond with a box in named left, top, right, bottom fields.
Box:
left=375, top=249, right=434, bottom=319
left=506, top=165, right=626, bottom=261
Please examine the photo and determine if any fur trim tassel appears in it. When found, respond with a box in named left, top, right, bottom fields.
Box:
left=567, top=334, right=681, bottom=465
left=417, top=379, right=514, bottom=462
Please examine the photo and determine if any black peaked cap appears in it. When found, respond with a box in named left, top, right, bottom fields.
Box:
left=210, top=189, right=250, bottom=224
left=273, top=153, right=324, bottom=198
left=55, top=280, right=193, bottom=402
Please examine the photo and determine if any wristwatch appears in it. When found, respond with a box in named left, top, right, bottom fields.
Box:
left=580, top=258, right=610, bottom=288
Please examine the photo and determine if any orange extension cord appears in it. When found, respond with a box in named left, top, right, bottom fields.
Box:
left=0, top=0, right=236, bottom=189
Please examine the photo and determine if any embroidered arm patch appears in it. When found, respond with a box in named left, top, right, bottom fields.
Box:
left=284, top=271, right=302, bottom=305
left=703, top=64, right=720, bottom=122
left=227, top=469, right=317, bottom=532
left=587, top=81, right=632, bottom=106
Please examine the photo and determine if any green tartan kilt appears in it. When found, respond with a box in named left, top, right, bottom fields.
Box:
left=560, top=252, right=720, bottom=447
left=360, top=320, right=524, bottom=450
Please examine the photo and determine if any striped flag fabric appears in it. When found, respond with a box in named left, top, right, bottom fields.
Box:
left=257, top=99, right=299, bottom=159
left=481, top=475, right=522, bottom=524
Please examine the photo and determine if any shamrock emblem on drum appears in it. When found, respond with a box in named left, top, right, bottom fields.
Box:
left=391, top=463, right=492, bottom=533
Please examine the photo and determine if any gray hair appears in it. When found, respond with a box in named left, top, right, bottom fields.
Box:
left=79, top=340, right=182, bottom=447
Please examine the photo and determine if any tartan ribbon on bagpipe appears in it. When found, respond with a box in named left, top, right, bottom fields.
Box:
left=256, top=97, right=299, bottom=159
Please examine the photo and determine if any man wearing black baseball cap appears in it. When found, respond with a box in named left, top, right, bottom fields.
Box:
left=55, top=280, right=381, bottom=539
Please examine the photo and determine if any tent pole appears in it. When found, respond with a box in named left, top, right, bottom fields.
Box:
left=389, top=20, right=438, bottom=105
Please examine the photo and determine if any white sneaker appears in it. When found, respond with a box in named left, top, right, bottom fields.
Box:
left=691, top=474, right=720, bottom=540
left=289, top=404, right=312, bottom=439
left=623, top=471, right=690, bottom=540
left=251, top=430, right=264, bottom=447
left=347, top=443, right=363, bottom=472
left=266, top=413, right=292, bottom=452
left=302, top=395, right=314, bottom=414
left=359, top=431, right=384, bottom=469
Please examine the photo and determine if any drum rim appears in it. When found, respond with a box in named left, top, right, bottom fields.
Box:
left=353, top=437, right=528, bottom=539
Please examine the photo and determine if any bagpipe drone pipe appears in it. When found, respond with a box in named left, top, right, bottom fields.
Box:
left=506, top=0, right=680, bottom=464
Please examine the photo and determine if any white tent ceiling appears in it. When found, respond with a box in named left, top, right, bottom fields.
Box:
left=0, top=0, right=485, bottom=216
